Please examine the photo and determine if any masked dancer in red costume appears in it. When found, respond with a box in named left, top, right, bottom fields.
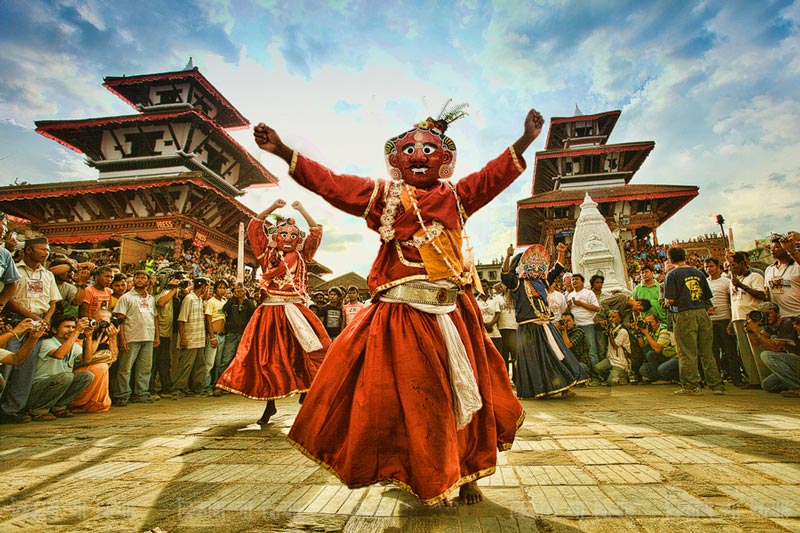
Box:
left=216, top=199, right=330, bottom=426
left=253, top=105, right=544, bottom=507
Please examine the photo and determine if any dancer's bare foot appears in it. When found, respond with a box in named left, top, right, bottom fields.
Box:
left=457, top=481, right=483, bottom=505
left=257, top=401, right=277, bottom=425
left=431, top=497, right=455, bottom=509
left=561, top=389, right=576, bottom=398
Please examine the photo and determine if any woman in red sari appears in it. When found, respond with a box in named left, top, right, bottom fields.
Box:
left=216, top=200, right=330, bottom=425
left=254, top=106, right=544, bottom=507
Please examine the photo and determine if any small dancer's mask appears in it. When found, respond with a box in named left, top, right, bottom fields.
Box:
left=267, top=218, right=306, bottom=252
left=518, top=244, right=550, bottom=280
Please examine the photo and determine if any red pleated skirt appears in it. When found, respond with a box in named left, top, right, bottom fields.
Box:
left=217, top=304, right=330, bottom=400
left=287, top=292, right=525, bottom=506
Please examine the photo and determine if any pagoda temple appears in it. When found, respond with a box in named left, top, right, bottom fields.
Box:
left=0, top=65, right=300, bottom=272
left=516, top=108, right=698, bottom=248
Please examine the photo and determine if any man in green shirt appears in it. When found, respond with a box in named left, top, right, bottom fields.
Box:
left=633, top=265, right=666, bottom=323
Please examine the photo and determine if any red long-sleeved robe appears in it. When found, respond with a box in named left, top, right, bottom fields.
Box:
left=287, top=147, right=526, bottom=505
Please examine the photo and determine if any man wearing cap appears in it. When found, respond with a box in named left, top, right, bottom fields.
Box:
left=173, top=278, right=210, bottom=396
left=745, top=301, right=800, bottom=394
left=1, top=236, right=60, bottom=423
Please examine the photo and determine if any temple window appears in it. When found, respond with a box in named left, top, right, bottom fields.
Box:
left=204, top=144, right=228, bottom=175
left=574, top=121, right=593, bottom=137
left=552, top=206, right=571, bottom=219
left=156, top=89, right=182, bottom=104
left=636, top=200, right=653, bottom=213
left=124, top=131, right=164, bottom=157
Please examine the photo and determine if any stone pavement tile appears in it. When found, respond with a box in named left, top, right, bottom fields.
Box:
left=525, top=485, right=623, bottom=517
left=626, top=435, right=692, bottom=450
left=479, top=487, right=532, bottom=516
left=507, top=450, right=576, bottom=466
left=649, top=448, right=733, bottom=464
left=570, top=449, right=638, bottom=465
left=197, top=437, right=253, bottom=450
left=647, top=422, right=707, bottom=434
left=601, top=484, right=717, bottom=517
left=477, top=466, right=519, bottom=487
left=166, top=448, right=233, bottom=464
left=747, top=463, right=800, bottom=484
left=65, top=460, right=147, bottom=480
left=343, top=516, right=464, bottom=533
left=515, top=465, right=596, bottom=486
left=177, top=463, right=318, bottom=484
left=510, top=438, right=561, bottom=451
left=680, top=434, right=746, bottom=448
left=602, top=423, right=660, bottom=435
left=556, top=438, right=620, bottom=450
left=750, top=414, right=800, bottom=430
left=122, top=462, right=191, bottom=482
left=544, top=425, right=603, bottom=436
left=108, top=446, right=184, bottom=463
left=718, top=485, right=800, bottom=517
left=586, top=464, right=662, bottom=484
left=633, top=517, right=750, bottom=532
left=674, top=464, right=777, bottom=485
left=772, top=518, right=800, bottom=532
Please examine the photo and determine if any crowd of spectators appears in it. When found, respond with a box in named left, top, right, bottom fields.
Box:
left=1, top=215, right=797, bottom=424
left=480, top=232, right=800, bottom=399
left=0, top=216, right=374, bottom=422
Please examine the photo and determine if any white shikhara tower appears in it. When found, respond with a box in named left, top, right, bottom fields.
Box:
left=571, top=193, right=629, bottom=295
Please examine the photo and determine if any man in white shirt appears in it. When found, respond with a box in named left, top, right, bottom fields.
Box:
left=594, top=310, right=631, bottom=385
left=113, top=270, right=159, bottom=405
left=729, top=251, right=768, bottom=388
left=477, top=281, right=502, bottom=353
left=705, top=257, right=742, bottom=385
left=566, top=273, right=601, bottom=370
left=765, top=236, right=800, bottom=319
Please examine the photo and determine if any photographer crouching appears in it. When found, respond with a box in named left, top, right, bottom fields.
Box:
left=0, top=317, right=48, bottom=396
left=745, top=302, right=800, bottom=396
left=635, top=314, right=679, bottom=383
left=556, top=312, right=593, bottom=381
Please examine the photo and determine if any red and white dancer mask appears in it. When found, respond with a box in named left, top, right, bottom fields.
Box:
left=267, top=218, right=305, bottom=253
left=385, top=120, right=456, bottom=188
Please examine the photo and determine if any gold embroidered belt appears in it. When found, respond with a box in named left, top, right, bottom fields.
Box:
left=382, top=283, right=460, bottom=306
left=261, top=295, right=304, bottom=305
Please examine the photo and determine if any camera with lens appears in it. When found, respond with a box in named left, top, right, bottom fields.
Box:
left=169, top=271, right=189, bottom=288
left=637, top=319, right=648, bottom=330
left=748, top=310, right=765, bottom=323
left=0, top=313, right=24, bottom=328
left=557, top=319, right=568, bottom=329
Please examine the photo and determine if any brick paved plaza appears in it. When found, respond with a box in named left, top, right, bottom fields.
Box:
left=1, top=385, right=799, bottom=532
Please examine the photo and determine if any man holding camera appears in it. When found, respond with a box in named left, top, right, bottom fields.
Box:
left=744, top=301, right=800, bottom=395
left=27, top=315, right=95, bottom=421
left=635, top=314, right=679, bottom=383
left=0, top=318, right=47, bottom=397
left=152, top=271, right=189, bottom=398
left=593, top=310, right=631, bottom=386
left=557, top=311, right=592, bottom=380
left=1, top=237, right=60, bottom=424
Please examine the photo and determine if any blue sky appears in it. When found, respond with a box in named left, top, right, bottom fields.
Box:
left=1, top=0, right=798, bottom=277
